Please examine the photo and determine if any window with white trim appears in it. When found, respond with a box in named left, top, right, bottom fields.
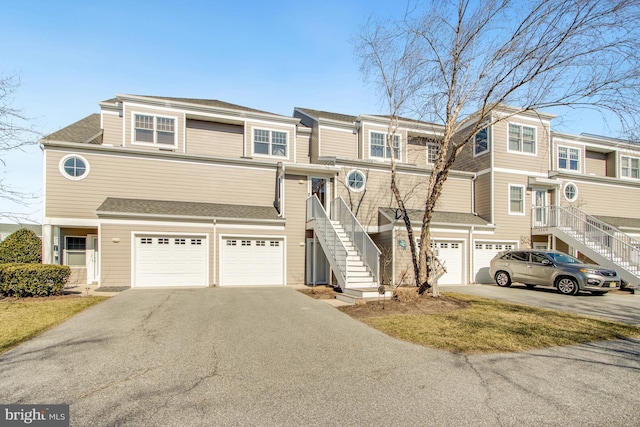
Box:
left=370, top=131, right=400, bottom=160
left=59, top=155, right=90, bottom=180
left=64, top=236, right=86, bottom=266
left=564, top=182, right=578, bottom=201
left=133, top=114, right=176, bottom=146
left=427, top=142, right=440, bottom=164
left=509, top=184, right=525, bottom=215
left=346, top=169, right=366, bottom=192
left=253, top=129, right=288, bottom=157
left=558, top=147, right=580, bottom=171
left=474, top=128, right=490, bottom=155
left=621, top=156, right=640, bottom=179
left=508, top=124, right=536, bottom=154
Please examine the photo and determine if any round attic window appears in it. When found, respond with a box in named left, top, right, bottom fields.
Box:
left=60, top=155, right=89, bottom=180
left=564, top=182, right=578, bottom=202
left=346, top=170, right=366, bottom=192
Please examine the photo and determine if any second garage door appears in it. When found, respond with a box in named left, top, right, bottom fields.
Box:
left=221, top=237, right=284, bottom=286
left=473, top=242, right=515, bottom=283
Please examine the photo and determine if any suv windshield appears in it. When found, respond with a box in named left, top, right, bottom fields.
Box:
left=545, top=252, right=581, bottom=264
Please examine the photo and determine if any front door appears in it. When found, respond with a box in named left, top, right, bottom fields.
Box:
left=533, top=189, right=548, bottom=227
left=310, top=177, right=328, bottom=209
left=86, top=234, right=98, bottom=284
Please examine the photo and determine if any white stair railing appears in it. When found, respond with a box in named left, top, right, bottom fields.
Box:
left=532, top=205, right=640, bottom=277
left=306, top=196, right=349, bottom=287
left=331, top=197, right=381, bottom=285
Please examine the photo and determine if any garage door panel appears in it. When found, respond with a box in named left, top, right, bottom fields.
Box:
left=135, top=236, right=207, bottom=287
left=221, top=238, right=284, bottom=286
left=473, top=242, right=515, bottom=284
left=434, top=241, right=464, bottom=285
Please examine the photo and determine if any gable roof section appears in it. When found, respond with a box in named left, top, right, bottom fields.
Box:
left=593, top=215, right=640, bottom=230
left=96, top=198, right=281, bottom=221
left=123, top=95, right=281, bottom=116
left=43, top=114, right=102, bottom=144
left=295, top=108, right=358, bottom=124
left=379, top=207, right=491, bottom=227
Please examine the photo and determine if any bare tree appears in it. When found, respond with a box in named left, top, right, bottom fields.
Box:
left=356, top=0, right=640, bottom=296
left=0, top=74, right=39, bottom=220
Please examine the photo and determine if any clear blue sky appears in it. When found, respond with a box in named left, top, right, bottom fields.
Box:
left=0, top=0, right=623, bottom=223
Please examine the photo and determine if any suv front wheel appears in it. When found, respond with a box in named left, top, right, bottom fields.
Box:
left=495, top=271, right=512, bottom=287
left=556, top=277, right=579, bottom=295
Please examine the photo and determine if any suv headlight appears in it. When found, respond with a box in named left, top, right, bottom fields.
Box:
left=579, top=268, right=598, bottom=274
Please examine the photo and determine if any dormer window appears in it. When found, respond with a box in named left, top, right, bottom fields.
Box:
left=621, top=156, right=639, bottom=179
left=133, top=114, right=176, bottom=147
left=253, top=128, right=288, bottom=157
left=558, top=146, right=580, bottom=172
left=508, top=123, right=536, bottom=154
left=370, top=131, right=400, bottom=160
left=474, top=128, right=490, bottom=156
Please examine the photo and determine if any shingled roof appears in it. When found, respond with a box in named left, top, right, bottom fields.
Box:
left=594, top=215, right=640, bottom=230
left=96, top=198, right=281, bottom=221
left=128, top=95, right=281, bottom=116
left=43, top=114, right=102, bottom=144
left=379, top=207, right=491, bottom=226
left=295, top=108, right=358, bottom=124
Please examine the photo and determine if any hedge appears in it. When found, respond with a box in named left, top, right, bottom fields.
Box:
left=0, top=264, right=71, bottom=297
left=0, top=228, right=42, bottom=264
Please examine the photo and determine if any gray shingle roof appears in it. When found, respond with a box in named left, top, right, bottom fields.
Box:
left=43, top=114, right=102, bottom=143
left=96, top=198, right=281, bottom=221
left=296, top=108, right=358, bottom=124
left=379, top=207, right=490, bottom=226
left=594, top=215, right=640, bottom=230
left=129, top=95, right=281, bottom=116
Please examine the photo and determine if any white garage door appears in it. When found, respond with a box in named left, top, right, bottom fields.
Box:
left=135, top=235, right=207, bottom=287
left=473, top=242, right=515, bottom=284
left=434, top=241, right=464, bottom=285
left=221, top=238, right=284, bottom=286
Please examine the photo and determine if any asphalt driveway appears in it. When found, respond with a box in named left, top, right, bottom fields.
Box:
left=1, top=287, right=639, bottom=426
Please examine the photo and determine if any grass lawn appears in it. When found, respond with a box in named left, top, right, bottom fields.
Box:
left=359, top=292, right=640, bottom=354
left=0, top=296, right=108, bottom=354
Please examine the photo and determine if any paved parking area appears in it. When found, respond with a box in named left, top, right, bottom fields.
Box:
left=1, top=287, right=639, bottom=426
left=441, top=284, right=640, bottom=325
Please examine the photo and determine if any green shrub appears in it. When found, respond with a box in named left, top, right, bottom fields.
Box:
left=0, top=264, right=70, bottom=297
left=0, top=228, right=42, bottom=264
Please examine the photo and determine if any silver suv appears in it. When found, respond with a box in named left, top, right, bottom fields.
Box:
left=489, top=250, right=620, bottom=295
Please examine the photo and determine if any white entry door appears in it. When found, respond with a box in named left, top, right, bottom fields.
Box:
left=86, top=234, right=98, bottom=284
left=221, top=237, right=284, bottom=286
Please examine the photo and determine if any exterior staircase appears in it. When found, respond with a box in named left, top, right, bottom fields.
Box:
left=532, top=205, right=640, bottom=287
left=306, top=196, right=380, bottom=293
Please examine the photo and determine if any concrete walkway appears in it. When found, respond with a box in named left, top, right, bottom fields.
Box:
left=1, top=287, right=638, bottom=426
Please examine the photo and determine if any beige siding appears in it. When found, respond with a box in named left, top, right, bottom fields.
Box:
left=186, top=120, right=243, bottom=157
left=101, top=113, right=123, bottom=147
left=453, top=124, right=492, bottom=173
left=585, top=150, right=607, bottom=177
left=123, top=105, right=185, bottom=152
left=295, top=131, right=311, bottom=164
left=335, top=167, right=473, bottom=228
left=474, top=173, right=492, bottom=222
left=45, top=149, right=277, bottom=218
left=406, top=141, right=425, bottom=166
left=606, top=152, right=617, bottom=177
left=491, top=172, right=533, bottom=245
left=494, top=119, right=550, bottom=174
left=283, top=174, right=309, bottom=285
left=559, top=178, right=640, bottom=218
left=319, top=127, right=358, bottom=158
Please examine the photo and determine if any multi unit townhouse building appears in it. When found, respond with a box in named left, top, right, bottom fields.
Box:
left=40, top=95, right=640, bottom=294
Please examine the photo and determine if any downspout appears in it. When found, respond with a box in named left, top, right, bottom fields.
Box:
left=471, top=173, right=478, bottom=216
left=213, top=219, right=217, bottom=286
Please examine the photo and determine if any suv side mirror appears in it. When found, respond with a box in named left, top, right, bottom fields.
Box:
left=542, top=259, right=552, bottom=266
